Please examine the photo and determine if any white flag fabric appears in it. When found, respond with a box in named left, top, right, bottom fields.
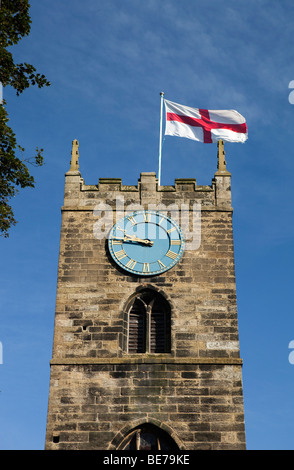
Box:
left=164, top=99, right=248, bottom=143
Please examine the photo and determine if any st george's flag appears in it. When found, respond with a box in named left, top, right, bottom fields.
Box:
left=164, top=99, right=248, bottom=144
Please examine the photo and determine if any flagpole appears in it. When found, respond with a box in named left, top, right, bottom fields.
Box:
left=158, top=91, right=164, bottom=186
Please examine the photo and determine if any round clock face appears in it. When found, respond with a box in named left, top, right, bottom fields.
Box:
left=108, top=210, right=185, bottom=276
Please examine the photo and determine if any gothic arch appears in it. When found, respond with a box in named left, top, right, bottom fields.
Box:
left=122, top=284, right=176, bottom=312
left=108, top=418, right=184, bottom=450
left=122, top=287, right=172, bottom=354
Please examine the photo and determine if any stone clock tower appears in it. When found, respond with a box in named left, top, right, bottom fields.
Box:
left=45, top=139, right=246, bottom=450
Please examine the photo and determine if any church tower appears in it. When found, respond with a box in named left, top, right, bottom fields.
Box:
left=45, top=139, right=246, bottom=450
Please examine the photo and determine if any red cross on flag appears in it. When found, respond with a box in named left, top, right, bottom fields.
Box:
left=164, top=99, right=248, bottom=144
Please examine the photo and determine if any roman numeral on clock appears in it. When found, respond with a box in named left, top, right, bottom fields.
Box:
left=170, top=240, right=181, bottom=245
left=111, top=239, right=123, bottom=245
left=166, top=250, right=177, bottom=259
left=127, top=216, right=136, bottom=225
left=142, top=263, right=150, bottom=272
left=115, top=249, right=127, bottom=260
left=125, top=259, right=137, bottom=269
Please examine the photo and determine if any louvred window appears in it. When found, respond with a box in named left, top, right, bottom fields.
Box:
left=128, top=299, right=146, bottom=353
left=127, top=290, right=171, bottom=354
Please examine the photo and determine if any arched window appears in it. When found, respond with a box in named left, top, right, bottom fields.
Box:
left=117, top=424, right=179, bottom=450
left=127, top=289, right=171, bottom=354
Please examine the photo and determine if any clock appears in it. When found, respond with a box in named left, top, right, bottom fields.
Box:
left=108, top=210, right=185, bottom=276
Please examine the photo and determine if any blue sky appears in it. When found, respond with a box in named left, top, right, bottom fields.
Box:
left=1, top=0, right=294, bottom=450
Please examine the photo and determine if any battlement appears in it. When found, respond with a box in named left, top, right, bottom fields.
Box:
left=63, top=141, right=232, bottom=210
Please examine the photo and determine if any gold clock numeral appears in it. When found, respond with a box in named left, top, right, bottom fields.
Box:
left=171, top=240, right=181, bottom=245
left=127, top=216, right=136, bottom=226
left=143, top=212, right=151, bottom=222
left=112, top=239, right=123, bottom=245
left=166, top=250, right=178, bottom=260
left=158, top=260, right=166, bottom=269
left=167, top=226, right=176, bottom=234
left=158, top=217, right=165, bottom=225
left=125, top=259, right=137, bottom=269
left=142, top=263, right=150, bottom=273
left=115, top=249, right=127, bottom=260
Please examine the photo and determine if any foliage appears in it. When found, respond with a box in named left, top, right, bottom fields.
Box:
left=0, top=0, right=50, bottom=237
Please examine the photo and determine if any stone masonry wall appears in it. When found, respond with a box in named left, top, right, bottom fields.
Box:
left=45, top=164, right=246, bottom=450
left=46, top=362, right=245, bottom=450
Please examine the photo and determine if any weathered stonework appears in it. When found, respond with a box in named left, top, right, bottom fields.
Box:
left=45, top=141, right=246, bottom=450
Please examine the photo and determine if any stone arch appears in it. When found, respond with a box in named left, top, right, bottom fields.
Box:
left=108, top=417, right=184, bottom=450
left=122, top=286, right=172, bottom=354
left=121, top=284, right=176, bottom=313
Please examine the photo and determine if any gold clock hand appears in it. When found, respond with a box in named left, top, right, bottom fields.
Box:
left=118, top=233, right=153, bottom=246
left=132, top=237, right=154, bottom=246
left=114, top=228, right=153, bottom=246
left=115, top=229, right=136, bottom=240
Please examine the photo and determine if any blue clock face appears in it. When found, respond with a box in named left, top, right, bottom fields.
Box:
left=108, top=210, right=185, bottom=276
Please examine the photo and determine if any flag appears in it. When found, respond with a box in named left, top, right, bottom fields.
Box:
left=164, top=99, right=248, bottom=143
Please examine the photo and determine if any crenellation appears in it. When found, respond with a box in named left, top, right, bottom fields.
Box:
left=63, top=171, right=229, bottom=211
